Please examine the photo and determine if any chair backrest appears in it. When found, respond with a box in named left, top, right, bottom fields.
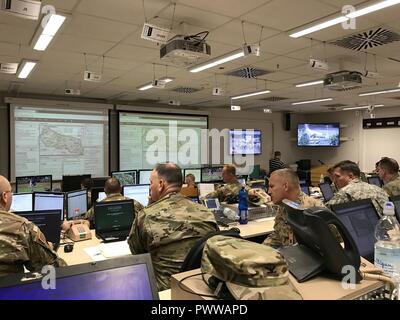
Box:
left=180, top=228, right=242, bottom=272
left=180, top=186, right=198, bottom=197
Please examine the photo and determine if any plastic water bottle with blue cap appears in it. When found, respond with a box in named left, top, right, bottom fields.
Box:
left=238, top=187, right=248, bottom=225
left=374, top=201, right=400, bottom=278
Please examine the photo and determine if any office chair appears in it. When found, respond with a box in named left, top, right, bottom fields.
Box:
left=180, top=228, right=242, bottom=272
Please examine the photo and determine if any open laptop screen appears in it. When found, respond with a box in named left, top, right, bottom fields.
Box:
left=17, top=210, right=61, bottom=245
left=319, top=182, right=334, bottom=202
left=331, top=199, right=379, bottom=261
left=0, top=255, right=159, bottom=300
left=367, top=176, right=382, bottom=188
left=94, top=200, right=134, bottom=235
left=10, top=193, right=33, bottom=212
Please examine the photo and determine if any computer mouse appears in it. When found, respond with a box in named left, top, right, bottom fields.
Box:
left=64, top=244, right=74, bottom=253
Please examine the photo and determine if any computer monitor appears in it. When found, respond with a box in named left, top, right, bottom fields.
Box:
left=10, top=193, right=33, bottom=212
left=66, top=190, right=88, bottom=220
left=330, top=199, right=380, bottom=262
left=33, top=192, right=65, bottom=220
left=367, top=176, right=383, bottom=188
left=203, top=198, right=220, bottom=210
left=98, top=192, right=106, bottom=202
left=91, top=187, right=104, bottom=205
left=184, top=168, right=201, bottom=183
left=201, top=166, right=223, bottom=183
left=138, top=170, right=152, bottom=185
left=62, top=174, right=91, bottom=192
left=391, top=196, right=400, bottom=224
left=15, top=175, right=52, bottom=193
left=17, top=210, right=61, bottom=246
left=111, top=170, right=137, bottom=186
left=300, top=183, right=310, bottom=195
left=123, top=184, right=149, bottom=207
left=319, top=182, right=334, bottom=202
left=94, top=200, right=135, bottom=242
left=0, top=255, right=159, bottom=300
left=92, top=177, right=109, bottom=188
left=237, top=178, right=246, bottom=185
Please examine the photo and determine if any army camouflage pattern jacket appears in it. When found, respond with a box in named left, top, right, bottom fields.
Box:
left=263, top=193, right=324, bottom=248
left=205, top=182, right=250, bottom=203
left=128, top=192, right=219, bottom=291
left=0, top=210, right=66, bottom=277
left=327, top=179, right=389, bottom=216
left=383, top=174, right=400, bottom=198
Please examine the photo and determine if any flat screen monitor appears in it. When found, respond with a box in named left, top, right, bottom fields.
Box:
left=204, top=198, right=220, bottom=210
left=111, top=170, right=137, bottom=186
left=17, top=210, right=61, bottom=245
left=98, top=192, right=106, bottom=202
left=367, top=176, right=382, bottom=188
left=0, top=255, right=159, bottom=300
left=201, top=166, right=223, bottom=183
left=10, top=193, right=33, bottom=212
left=123, top=184, right=149, bottom=207
left=33, top=192, right=65, bottom=220
left=183, top=168, right=201, bottom=183
left=92, top=177, right=109, bottom=188
left=319, top=182, right=335, bottom=202
left=15, top=175, right=52, bottom=193
left=229, top=129, right=261, bottom=155
left=331, top=199, right=380, bottom=261
left=138, top=170, right=152, bottom=185
left=94, top=200, right=135, bottom=238
left=297, top=123, right=340, bottom=147
left=66, top=189, right=88, bottom=220
left=62, top=174, right=91, bottom=192
left=391, top=196, right=400, bottom=224
left=91, top=187, right=104, bottom=204
left=300, top=183, right=310, bottom=195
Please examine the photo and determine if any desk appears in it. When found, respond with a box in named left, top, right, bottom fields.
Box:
left=222, top=218, right=274, bottom=239
left=170, top=266, right=385, bottom=300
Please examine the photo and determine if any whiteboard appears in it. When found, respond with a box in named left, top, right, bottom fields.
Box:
left=361, top=127, right=400, bottom=172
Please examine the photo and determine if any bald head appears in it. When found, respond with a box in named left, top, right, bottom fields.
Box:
left=0, top=175, right=13, bottom=211
left=268, top=169, right=300, bottom=204
left=104, top=178, right=121, bottom=195
left=150, top=163, right=183, bottom=202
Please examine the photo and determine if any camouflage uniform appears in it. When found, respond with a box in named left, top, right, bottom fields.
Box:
left=128, top=192, right=219, bottom=291
left=263, top=193, right=324, bottom=248
left=327, top=179, right=389, bottom=216
left=383, top=174, right=400, bottom=198
left=205, top=181, right=250, bottom=203
left=0, top=210, right=66, bottom=277
left=85, top=193, right=144, bottom=223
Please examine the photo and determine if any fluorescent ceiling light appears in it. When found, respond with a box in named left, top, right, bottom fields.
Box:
left=190, top=51, right=244, bottom=73
left=231, top=90, right=271, bottom=100
left=17, top=60, right=37, bottom=79
left=346, top=0, right=400, bottom=18
left=33, top=14, right=66, bottom=51
left=292, top=98, right=333, bottom=105
left=137, top=77, right=174, bottom=91
left=343, top=104, right=384, bottom=110
left=289, top=16, right=348, bottom=38
left=295, top=80, right=324, bottom=88
left=359, top=88, right=400, bottom=96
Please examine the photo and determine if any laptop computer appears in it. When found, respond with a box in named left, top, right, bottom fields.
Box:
left=0, top=254, right=159, bottom=300
left=94, top=199, right=135, bottom=242
left=331, top=199, right=380, bottom=262
left=319, top=182, right=335, bottom=202
left=17, top=210, right=62, bottom=251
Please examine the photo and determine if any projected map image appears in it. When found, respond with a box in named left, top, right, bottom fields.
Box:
left=298, top=124, right=339, bottom=147
left=40, top=126, right=84, bottom=155
left=229, top=130, right=261, bottom=155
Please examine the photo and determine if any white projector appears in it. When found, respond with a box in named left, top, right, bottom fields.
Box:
left=160, top=37, right=211, bottom=68
left=1, top=0, right=41, bottom=20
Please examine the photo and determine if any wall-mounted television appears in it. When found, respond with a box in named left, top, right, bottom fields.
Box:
left=297, top=123, right=340, bottom=147
left=229, top=129, right=262, bottom=155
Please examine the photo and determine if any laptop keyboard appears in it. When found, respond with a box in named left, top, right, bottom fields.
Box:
left=100, top=230, right=129, bottom=242
left=213, top=210, right=236, bottom=227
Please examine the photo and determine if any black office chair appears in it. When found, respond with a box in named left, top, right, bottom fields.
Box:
left=180, top=228, right=242, bottom=272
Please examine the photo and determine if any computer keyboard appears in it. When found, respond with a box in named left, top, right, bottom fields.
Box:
left=248, top=206, right=275, bottom=221
left=213, top=210, right=237, bottom=227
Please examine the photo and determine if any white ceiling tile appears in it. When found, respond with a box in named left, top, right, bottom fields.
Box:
left=43, top=0, right=80, bottom=12
left=106, top=44, right=159, bottom=62
left=51, top=35, right=116, bottom=55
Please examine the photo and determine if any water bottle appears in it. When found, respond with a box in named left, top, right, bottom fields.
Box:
left=374, top=202, right=400, bottom=278
left=238, top=187, right=248, bottom=225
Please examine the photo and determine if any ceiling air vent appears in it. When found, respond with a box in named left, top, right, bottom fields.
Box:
left=260, top=96, right=289, bottom=102
left=172, top=87, right=201, bottom=94
left=331, top=28, right=400, bottom=51
left=225, top=67, right=270, bottom=79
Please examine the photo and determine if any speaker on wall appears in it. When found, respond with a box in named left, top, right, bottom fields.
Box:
left=284, top=113, right=291, bottom=131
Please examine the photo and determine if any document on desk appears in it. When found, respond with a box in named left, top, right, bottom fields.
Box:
left=84, top=247, right=107, bottom=262
left=83, top=241, right=131, bottom=261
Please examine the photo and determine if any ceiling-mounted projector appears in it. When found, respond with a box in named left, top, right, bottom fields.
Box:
left=324, top=70, right=362, bottom=91
left=160, top=35, right=211, bottom=68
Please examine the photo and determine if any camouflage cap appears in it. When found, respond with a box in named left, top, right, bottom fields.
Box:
left=201, top=235, right=302, bottom=300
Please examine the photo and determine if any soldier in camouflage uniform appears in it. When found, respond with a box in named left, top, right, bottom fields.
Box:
left=85, top=177, right=143, bottom=226
left=263, top=169, right=324, bottom=248
left=128, top=163, right=219, bottom=291
left=204, top=164, right=249, bottom=202
left=327, top=160, right=389, bottom=215
left=0, top=175, right=65, bottom=276
left=377, top=157, right=400, bottom=198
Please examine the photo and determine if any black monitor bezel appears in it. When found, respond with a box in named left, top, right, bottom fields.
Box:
left=319, top=182, right=334, bottom=202
left=228, top=129, right=262, bottom=155
left=367, top=176, right=383, bottom=188
left=200, top=166, right=224, bottom=183
left=183, top=168, right=202, bottom=183
left=94, top=199, right=135, bottom=234
left=297, top=122, right=340, bottom=148
left=122, top=184, right=150, bottom=207
left=111, top=169, right=138, bottom=186
left=10, top=192, right=33, bottom=212
left=61, top=174, right=91, bottom=192
left=138, top=169, right=153, bottom=185
left=15, top=175, right=53, bottom=193
left=66, top=189, right=88, bottom=220
left=0, top=254, right=159, bottom=300
left=33, top=191, right=65, bottom=220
